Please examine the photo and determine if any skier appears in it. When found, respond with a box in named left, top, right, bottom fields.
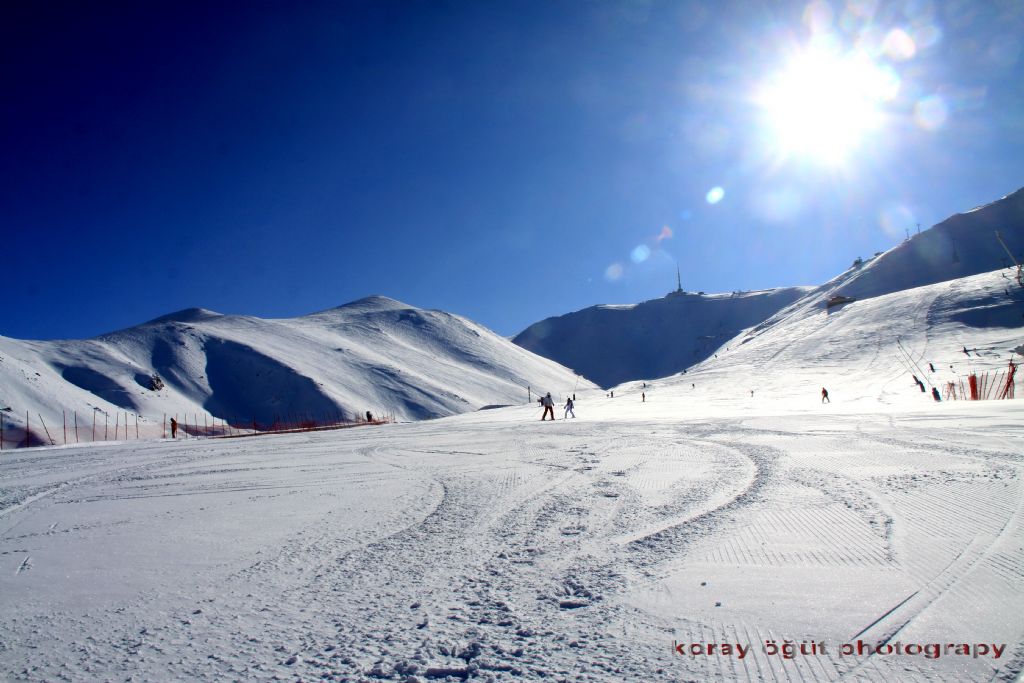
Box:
left=931, top=387, right=941, bottom=402
left=366, top=410, right=373, bottom=422
left=170, top=417, right=178, bottom=439
left=564, top=396, right=576, bottom=419
left=821, top=387, right=830, bottom=403
left=929, top=362, right=936, bottom=373
left=641, top=392, right=645, bottom=402
left=541, top=393, right=555, bottom=421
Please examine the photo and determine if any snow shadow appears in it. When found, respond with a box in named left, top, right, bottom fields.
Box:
left=57, top=365, right=141, bottom=411
left=201, top=338, right=341, bottom=423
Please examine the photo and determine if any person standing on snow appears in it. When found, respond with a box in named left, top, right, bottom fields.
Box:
left=564, top=396, right=576, bottom=419
left=541, top=392, right=555, bottom=421
left=821, top=387, right=830, bottom=403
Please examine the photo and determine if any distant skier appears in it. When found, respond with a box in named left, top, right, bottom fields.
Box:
left=821, top=387, right=830, bottom=403
left=564, top=396, right=576, bottom=419
left=750, top=389, right=754, bottom=397
left=929, top=362, right=936, bottom=373
left=170, top=417, right=178, bottom=439
left=541, top=393, right=555, bottom=421
left=963, top=346, right=969, bottom=356
left=610, top=391, right=614, bottom=398
left=366, top=410, right=373, bottom=422
left=641, top=392, right=645, bottom=402
left=931, top=387, right=941, bottom=402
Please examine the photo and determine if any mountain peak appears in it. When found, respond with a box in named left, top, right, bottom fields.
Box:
left=145, top=307, right=222, bottom=324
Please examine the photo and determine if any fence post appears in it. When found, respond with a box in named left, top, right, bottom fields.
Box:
left=75, top=411, right=79, bottom=443
left=135, top=414, right=139, bottom=439
left=38, top=413, right=54, bottom=446
left=27, top=411, right=30, bottom=448
left=92, top=411, right=96, bottom=442
left=1, top=411, right=4, bottom=450
left=64, top=411, right=67, bottom=445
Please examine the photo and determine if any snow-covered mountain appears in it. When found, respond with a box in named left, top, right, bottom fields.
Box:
left=515, top=186, right=1024, bottom=389
left=618, top=267, right=1023, bottom=412
left=513, top=288, right=811, bottom=388
left=0, top=296, right=592, bottom=433
left=831, top=185, right=1024, bottom=302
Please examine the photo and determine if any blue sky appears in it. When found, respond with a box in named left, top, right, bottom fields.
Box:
left=3, top=0, right=1023, bottom=340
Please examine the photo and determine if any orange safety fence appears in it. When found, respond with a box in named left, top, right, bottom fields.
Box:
left=943, top=361, right=1018, bottom=401
left=0, top=409, right=393, bottom=451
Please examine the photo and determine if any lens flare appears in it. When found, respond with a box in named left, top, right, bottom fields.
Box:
left=631, top=245, right=651, bottom=263
left=883, top=28, right=917, bottom=60
left=914, top=95, right=948, bottom=130
left=604, top=263, right=624, bottom=281
left=879, top=204, right=916, bottom=239
left=706, top=186, right=725, bottom=204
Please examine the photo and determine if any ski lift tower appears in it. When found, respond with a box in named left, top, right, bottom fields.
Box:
left=995, top=231, right=1023, bottom=286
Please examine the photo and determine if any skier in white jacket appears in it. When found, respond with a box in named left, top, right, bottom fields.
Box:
left=541, top=393, right=555, bottom=421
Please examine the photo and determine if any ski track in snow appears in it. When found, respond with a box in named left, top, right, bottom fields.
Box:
left=0, top=409, right=1022, bottom=682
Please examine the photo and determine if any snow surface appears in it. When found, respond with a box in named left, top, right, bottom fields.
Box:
left=2, top=265, right=1022, bottom=682
left=0, top=296, right=593, bottom=434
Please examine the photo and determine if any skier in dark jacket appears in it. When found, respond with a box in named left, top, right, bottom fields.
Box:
left=821, top=387, right=830, bottom=403
left=170, top=417, right=178, bottom=438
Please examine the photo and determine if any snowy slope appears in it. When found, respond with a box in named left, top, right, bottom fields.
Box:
left=610, top=267, right=1023, bottom=415
left=513, top=287, right=811, bottom=388
left=2, top=387, right=1021, bottom=681
left=0, top=296, right=593, bottom=434
left=832, top=186, right=1024, bottom=302
left=515, top=186, right=1024, bottom=390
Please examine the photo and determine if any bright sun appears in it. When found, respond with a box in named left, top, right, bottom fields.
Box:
left=758, top=48, right=899, bottom=165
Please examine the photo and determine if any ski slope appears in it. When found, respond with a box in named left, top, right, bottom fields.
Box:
left=514, top=186, right=1024, bottom=391
left=0, top=296, right=592, bottom=432
left=1, top=400, right=1020, bottom=681
left=2, top=265, right=1023, bottom=682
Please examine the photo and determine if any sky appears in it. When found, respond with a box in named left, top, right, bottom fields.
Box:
left=3, top=0, right=1023, bottom=341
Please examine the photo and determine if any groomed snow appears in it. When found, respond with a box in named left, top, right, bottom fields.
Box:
left=1, top=397, right=1021, bottom=682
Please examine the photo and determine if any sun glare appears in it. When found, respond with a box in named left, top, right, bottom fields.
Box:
left=758, top=48, right=899, bottom=165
